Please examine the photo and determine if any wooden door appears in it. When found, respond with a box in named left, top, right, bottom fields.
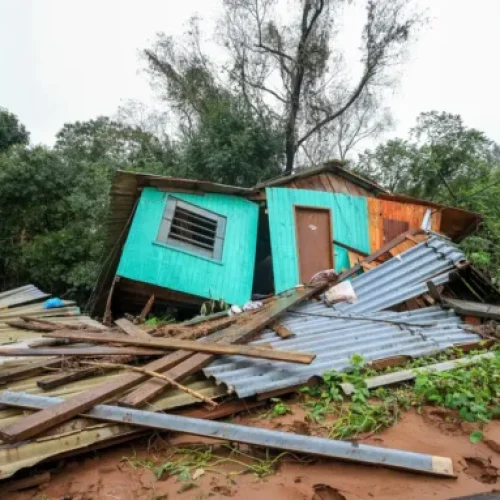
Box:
left=294, top=206, right=333, bottom=283
left=383, top=218, right=409, bottom=243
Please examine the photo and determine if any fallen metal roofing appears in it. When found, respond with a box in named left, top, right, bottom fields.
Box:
left=0, top=285, right=49, bottom=310
left=331, top=235, right=465, bottom=313
left=204, top=306, right=479, bottom=398
left=204, top=236, right=479, bottom=398
left=0, top=391, right=454, bottom=477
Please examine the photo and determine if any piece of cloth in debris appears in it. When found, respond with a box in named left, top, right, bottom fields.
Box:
left=325, top=281, right=357, bottom=304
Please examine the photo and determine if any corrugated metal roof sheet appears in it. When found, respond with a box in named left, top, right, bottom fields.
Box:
left=204, top=236, right=479, bottom=398
left=331, top=235, right=465, bottom=313
left=0, top=285, right=49, bottom=309
left=204, top=306, right=479, bottom=398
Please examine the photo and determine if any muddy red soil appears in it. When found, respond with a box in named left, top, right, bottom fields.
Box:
left=10, top=405, right=500, bottom=500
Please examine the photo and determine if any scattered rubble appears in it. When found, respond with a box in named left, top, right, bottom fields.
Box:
left=0, top=230, right=499, bottom=498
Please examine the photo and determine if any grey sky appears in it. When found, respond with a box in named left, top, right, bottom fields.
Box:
left=1, top=0, right=499, bottom=150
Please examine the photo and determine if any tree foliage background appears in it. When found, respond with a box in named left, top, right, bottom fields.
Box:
left=1, top=0, right=499, bottom=304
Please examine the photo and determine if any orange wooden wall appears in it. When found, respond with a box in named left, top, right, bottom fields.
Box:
left=368, top=198, right=442, bottom=253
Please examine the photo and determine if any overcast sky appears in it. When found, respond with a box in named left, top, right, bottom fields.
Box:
left=1, top=0, right=499, bottom=149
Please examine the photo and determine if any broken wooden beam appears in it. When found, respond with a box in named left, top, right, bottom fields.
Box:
left=137, top=294, right=155, bottom=324
left=0, top=391, right=455, bottom=477
left=271, top=323, right=295, bottom=339
left=0, top=350, right=192, bottom=442
left=37, top=368, right=98, bottom=391
left=0, top=359, right=62, bottom=384
left=43, top=331, right=316, bottom=364
left=120, top=286, right=325, bottom=407
left=83, top=361, right=218, bottom=408
left=441, top=297, right=500, bottom=321
left=119, top=352, right=215, bottom=407
left=335, top=229, right=427, bottom=283
left=0, top=287, right=322, bottom=442
left=115, top=318, right=151, bottom=338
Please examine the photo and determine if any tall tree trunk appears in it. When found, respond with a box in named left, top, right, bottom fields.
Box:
left=285, top=118, right=296, bottom=174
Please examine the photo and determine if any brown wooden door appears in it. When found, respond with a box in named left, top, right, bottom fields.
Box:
left=294, top=206, right=333, bottom=283
left=383, top=218, right=409, bottom=243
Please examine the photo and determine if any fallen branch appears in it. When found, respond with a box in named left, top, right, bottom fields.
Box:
left=82, top=361, right=218, bottom=408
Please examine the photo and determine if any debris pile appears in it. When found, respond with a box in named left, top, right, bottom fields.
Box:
left=0, top=231, right=499, bottom=492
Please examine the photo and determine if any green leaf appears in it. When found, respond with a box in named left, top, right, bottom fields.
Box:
left=469, top=430, right=484, bottom=444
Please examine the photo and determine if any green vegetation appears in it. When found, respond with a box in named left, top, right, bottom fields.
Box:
left=413, top=353, right=500, bottom=422
left=123, top=444, right=289, bottom=485
left=300, top=349, right=500, bottom=439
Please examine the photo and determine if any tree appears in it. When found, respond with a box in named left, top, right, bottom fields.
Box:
left=144, top=1, right=419, bottom=173
left=143, top=32, right=283, bottom=186
left=220, top=0, right=419, bottom=171
left=0, top=117, right=178, bottom=301
left=55, top=116, right=177, bottom=175
left=0, top=107, right=29, bottom=152
left=179, top=96, right=283, bottom=186
left=356, top=111, right=500, bottom=280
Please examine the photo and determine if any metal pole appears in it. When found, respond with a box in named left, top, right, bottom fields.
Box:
left=0, top=391, right=453, bottom=477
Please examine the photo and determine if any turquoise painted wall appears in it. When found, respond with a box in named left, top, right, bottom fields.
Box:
left=266, top=187, right=370, bottom=293
left=117, top=188, right=259, bottom=305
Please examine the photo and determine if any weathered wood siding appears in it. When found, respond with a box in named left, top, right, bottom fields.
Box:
left=368, top=198, right=442, bottom=252
left=117, top=188, right=259, bottom=305
left=291, top=172, right=372, bottom=196
left=266, top=187, right=370, bottom=293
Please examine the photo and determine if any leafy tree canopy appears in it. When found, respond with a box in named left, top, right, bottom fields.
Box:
left=0, top=107, right=29, bottom=152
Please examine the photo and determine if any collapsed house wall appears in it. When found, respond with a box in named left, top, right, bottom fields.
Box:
left=117, top=188, right=259, bottom=306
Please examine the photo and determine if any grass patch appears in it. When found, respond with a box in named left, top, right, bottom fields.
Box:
left=123, top=444, right=289, bottom=484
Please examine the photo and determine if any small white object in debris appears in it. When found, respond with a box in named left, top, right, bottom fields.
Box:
left=325, top=280, right=358, bottom=305
left=242, top=300, right=263, bottom=311
left=308, top=224, right=317, bottom=230
left=230, top=305, right=243, bottom=315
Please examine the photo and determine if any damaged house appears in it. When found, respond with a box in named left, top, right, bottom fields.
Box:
left=93, top=161, right=481, bottom=315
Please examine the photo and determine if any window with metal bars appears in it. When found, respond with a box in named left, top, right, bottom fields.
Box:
left=157, top=197, right=226, bottom=261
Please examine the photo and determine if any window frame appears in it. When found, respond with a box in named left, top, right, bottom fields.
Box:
left=156, top=197, right=227, bottom=261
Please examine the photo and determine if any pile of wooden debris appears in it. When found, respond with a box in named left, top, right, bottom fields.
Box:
left=0, top=231, right=499, bottom=494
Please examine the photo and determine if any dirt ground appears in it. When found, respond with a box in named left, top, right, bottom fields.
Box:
left=8, top=405, right=500, bottom=500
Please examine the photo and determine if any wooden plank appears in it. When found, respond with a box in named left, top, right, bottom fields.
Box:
left=120, top=286, right=325, bottom=407
left=318, top=173, right=334, bottom=192
left=0, top=359, right=62, bottom=384
left=0, top=350, right=193, bottom=443
left=271, top=323, right=295, bottom=339
left=37, top=368, right=97, bottom=390
left=332, top=238, right=369, bottom=257
left=44, top=330, right=315, bottom=364
left=0, top=287, right=322, bottom=442
left=335, top=228, right=426, bottom=283
left=115, top=318, right=151, bottom=338
left=120, top=352, right=216, bottom=407
left=137, top=294, right=155, bottom=323
left=443, top=297, right=500, bottom=321
left=0, top=346, right=166, bottom=356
